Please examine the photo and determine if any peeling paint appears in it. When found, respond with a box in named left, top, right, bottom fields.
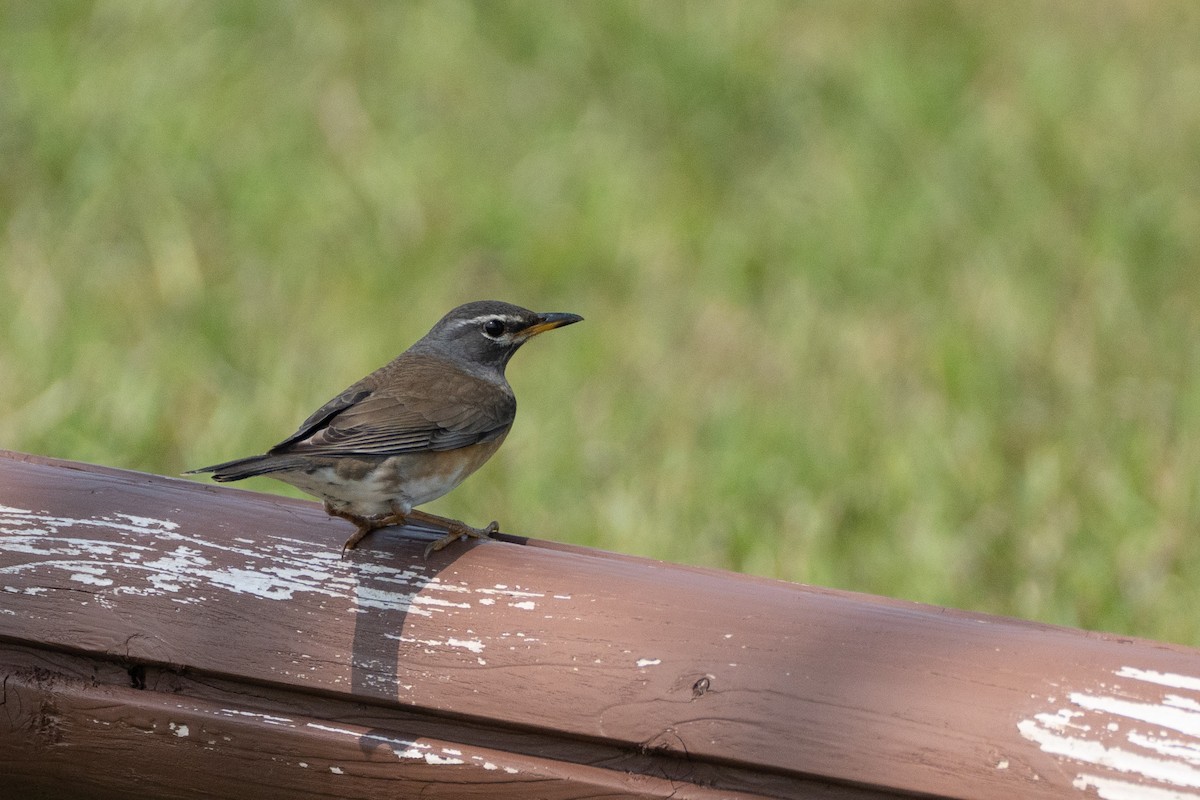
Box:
left=1075, top=774, right=1199, bottom=800
left=385, top=634, right=485, bottom=654
left=220, top=710, right=294, bottom=726
left=478, top=586, right=543, bottom=599
left=117, top=514, right=180, bottom=531
left=1018, top=664, right=1200, bottom=797
left=305, top=721, right=509, bottom=771
left=1118, top=668, right=1200, bottom=694
left=424, top=753, right=465, bottom=765
left=0, top=507, right=504, bottom=618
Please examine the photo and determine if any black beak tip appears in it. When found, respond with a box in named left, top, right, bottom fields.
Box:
left=540, top=312, right=584, bottom=329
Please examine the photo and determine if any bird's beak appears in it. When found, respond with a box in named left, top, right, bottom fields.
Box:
left=519, top=312, right=584, bottom=338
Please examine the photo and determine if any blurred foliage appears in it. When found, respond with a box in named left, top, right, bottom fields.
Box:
left=2, top=2, right=1199, bottom=644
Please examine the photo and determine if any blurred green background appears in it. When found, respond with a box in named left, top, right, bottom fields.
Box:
left=2, top=2, right=1198, bottom=645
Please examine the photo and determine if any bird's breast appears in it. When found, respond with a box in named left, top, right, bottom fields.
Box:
left=278, top=434, right=509, bottom=517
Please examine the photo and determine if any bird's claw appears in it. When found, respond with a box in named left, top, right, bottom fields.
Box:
left=423, top=520, right=499, bottom=559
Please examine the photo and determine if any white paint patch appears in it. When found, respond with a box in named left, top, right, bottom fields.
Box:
left=1076, top=774, right=1200, bottom=800
left=169, top=722, right=190, bottom=737
left=478, top=586, right=543, bottom=599
left=1068, top=692, right=1200, bottom=738
left=411, top=595, right=470, bottom=610
left=0, top=507, right=472, bottom=618
left=636, top=658, right=662, bottom=668
left=424, top=753, right=465, bottom=765
left=510, top=600, right=535, bottom=610
left=1119, top=668, right=1200, bottom=694
left=220, top=710, right=294, bottom=726
left=70, top=571, right=114, bottom=587
left=1127, top=730, right=1200, bottom=762
left=117, top=514, right=179, bottom=531
left=386, top=634, right=485, bottom=654
left=1018, top=664, right=1200, bottom=797
left=306, top=722, right=479, bottom=768
left=329, top=766, right=343, bottom=775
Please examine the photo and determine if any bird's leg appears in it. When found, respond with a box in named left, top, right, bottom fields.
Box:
left=324, top=502, right=385, bottom=555
left=326, top=501, right=499, bottom=558
left=403, top=508, right=500, bottom=558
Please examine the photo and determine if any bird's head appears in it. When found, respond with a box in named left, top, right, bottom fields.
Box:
left=416, top=300, right=583, bottom=373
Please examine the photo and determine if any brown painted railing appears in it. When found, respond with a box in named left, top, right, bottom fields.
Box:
left=1, top=450, right=1198, bottom=799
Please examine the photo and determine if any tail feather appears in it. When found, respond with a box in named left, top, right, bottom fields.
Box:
left=185, top=453, right=304, bottom=482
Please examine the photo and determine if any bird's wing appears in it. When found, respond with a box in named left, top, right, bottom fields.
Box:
left=268, top=357, right=515, bottom=457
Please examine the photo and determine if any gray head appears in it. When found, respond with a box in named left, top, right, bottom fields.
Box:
left=412, top=300, right=583, bottom=373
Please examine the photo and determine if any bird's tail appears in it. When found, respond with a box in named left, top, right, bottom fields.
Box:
left=185, top=453, right=305, bottom=482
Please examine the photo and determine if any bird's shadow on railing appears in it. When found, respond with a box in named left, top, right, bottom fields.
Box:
left=341, top=521, right=479, bottom=757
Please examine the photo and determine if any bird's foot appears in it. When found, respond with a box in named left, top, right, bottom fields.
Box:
left=324, top=502, right=388, bottom=556
left=325, top=502, right=499, bottom=558
left=423, top=519, right=500, bottom=559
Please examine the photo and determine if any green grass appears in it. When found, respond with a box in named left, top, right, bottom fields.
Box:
left=3, top=2, right=1199, bottom=645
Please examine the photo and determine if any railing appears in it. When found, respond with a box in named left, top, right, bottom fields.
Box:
left=1, top=450, right=1198, bottom=799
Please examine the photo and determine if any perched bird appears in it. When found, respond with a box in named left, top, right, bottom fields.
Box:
left=188, top=300, right=582, bottom=556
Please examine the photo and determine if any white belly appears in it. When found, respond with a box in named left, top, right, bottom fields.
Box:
left=271, top=443, right=501, bottom=519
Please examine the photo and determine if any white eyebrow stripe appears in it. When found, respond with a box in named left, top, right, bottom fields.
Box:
left=446, top=314, right=525, bottom=331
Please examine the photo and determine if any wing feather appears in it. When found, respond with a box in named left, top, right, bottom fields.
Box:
left=267, top=355, right=514, bottom=458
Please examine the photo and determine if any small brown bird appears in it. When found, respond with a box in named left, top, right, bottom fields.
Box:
left=188, top=300, right=582, bottom=556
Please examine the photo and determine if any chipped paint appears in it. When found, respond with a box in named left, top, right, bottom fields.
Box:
left=0, top=507, right=525, bottom=619
left=478, top=586, right=544, bottom=599
left=1075, top=775, right=1199, bottom=800
left=636, top=658, right=661, bottom=668
left=305, top=722, right=512, bottom=771
left=1118, top=668, right=1200, bottom=693
left=1018, top=665, right=1200, bottom=797
left=0, top=503, right=583, bottom=633
left=117, top=514, right=180, bottom=531
left=384, top=633, right=485, bottom=654
left=424, top=753, right=465, bottom=765
left=220, top=710, right=294, bottom=726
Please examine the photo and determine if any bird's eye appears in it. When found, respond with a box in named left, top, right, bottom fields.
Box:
left=483, top=319, right=505, bottom=338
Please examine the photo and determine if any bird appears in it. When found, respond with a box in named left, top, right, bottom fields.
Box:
left=187, top=300, right=582, bottom=556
